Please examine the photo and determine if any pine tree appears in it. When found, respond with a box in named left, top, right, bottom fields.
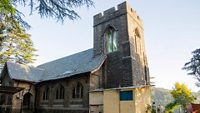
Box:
left=183, top=48, right=200, bottom=87
left=1, top=0, right=94, bottom=23
left=0, top=14, right=36, bottom=68
left=0, top=0, right=94, bottom=67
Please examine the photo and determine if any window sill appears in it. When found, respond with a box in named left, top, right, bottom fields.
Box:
left=71, top=98, right=82, bottom=101
left=54, top=99, right=64, bottom=102
left=41, top=100, right=49, bottom=102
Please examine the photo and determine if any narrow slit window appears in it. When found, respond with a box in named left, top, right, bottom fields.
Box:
left=135, top=28, right=141, bottom=54
left=55, top=85, right=65, bottom=100
left=72, top=82, right=83, bottom=99
left=43, top=87, right=49, bottom=100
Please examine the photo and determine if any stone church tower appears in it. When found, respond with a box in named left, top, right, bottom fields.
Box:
left=93, top=2, right=150, bottom=88
left=90, top=2, right=151, bottom=113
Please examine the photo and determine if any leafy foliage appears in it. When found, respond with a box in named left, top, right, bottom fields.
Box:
left=0, top=0, right=94, bottom=67
left=0, top=0, right=16, bottom=15
left=3, top=0, right=94, bottom=23
left=145, top=104, right=157, bottom=113
left=165, top=102, right=180, bottom=113
left=183, top=48, right=200, bottom=87
left=165, top=83, right=195, bottom=112
left=0, top=14, right=36, bottom=67
left=0, top=0, right=30, bottom=29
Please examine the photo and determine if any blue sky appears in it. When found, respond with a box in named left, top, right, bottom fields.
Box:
left=21, top=0, right=200, bottom=91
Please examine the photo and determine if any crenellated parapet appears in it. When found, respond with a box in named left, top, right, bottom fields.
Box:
left=93, top=1, right=143, bottom=27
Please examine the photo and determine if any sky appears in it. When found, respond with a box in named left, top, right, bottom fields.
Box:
left=21, top=0, right=200, bottom=92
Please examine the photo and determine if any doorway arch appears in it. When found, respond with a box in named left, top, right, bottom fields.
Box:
left=23, top=92, right=33, bottom=109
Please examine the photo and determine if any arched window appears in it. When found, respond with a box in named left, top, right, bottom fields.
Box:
left=72, top=82, right=83, bottom=99
left=43, top=87, right=49, bottom=100
left=55, top=85, right=65, bottom=99
left=104, top=27, right=118, bottom=53
left=134, top=28, right=141, bottom=54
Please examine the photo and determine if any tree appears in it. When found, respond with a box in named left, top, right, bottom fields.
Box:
left=183, top=48, right=200, bottom=87
left=165, top=102, right=180, bottom=113
left=0, top=0, right=15, bottom=15
left=0, top=14, right=36, bottom=68
left=0, top=0, right=31, bottom=31
left=1, top=0, right=94, bottom=23
left=0, top=0, right=94, bottom=67
left=145, top=103, right=157, bottom=113
left=165, top=82, right=195, bottom=112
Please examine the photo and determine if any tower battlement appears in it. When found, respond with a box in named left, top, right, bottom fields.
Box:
left=94, top=2, right=143, bottom=27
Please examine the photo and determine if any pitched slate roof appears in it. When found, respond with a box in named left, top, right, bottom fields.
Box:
left=6, top=62, right=44, bottom=82
left=37, top=48, right=105, bottom=81
left=2, top=49, right=105, bottom=83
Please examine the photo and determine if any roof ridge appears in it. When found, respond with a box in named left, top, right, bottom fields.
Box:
left=6, top=61, right=44, bottom=71
left=5, top=62, right=45, bottom=82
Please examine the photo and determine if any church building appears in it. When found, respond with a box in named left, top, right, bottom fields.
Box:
left=0, top=1, right=151, bottom=113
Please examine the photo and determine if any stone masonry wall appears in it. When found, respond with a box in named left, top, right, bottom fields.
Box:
left=35, top=73, right=90, bottom=113
left=12, top=81, right=35, bottom=113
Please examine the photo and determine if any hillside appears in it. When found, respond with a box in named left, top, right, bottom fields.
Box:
left=152, top=87, right=200, bottom=107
